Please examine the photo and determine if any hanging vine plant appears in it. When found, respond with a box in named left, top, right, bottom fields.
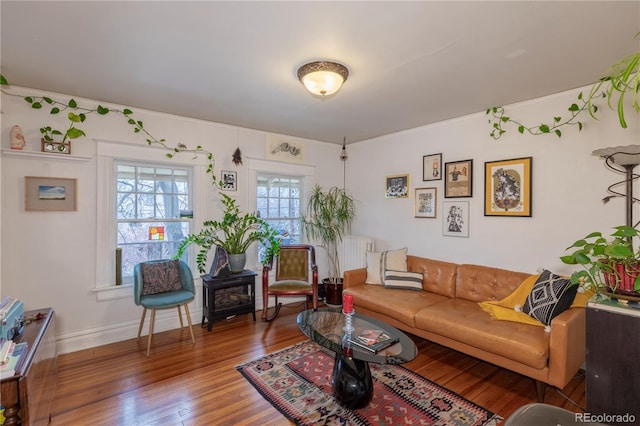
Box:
left=0, top=74, right=217, bottom=183
left=486, top=43, right=640, bottom=140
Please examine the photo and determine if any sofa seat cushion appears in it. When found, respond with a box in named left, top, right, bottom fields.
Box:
left=345, top=285, right=450, bottom=328
left=415, top=299, right=550, bottom=369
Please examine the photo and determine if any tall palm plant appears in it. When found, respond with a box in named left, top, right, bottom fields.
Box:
left=302, top=185, right=356, bottom=283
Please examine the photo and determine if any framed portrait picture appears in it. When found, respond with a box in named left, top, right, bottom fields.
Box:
left=422, top=153, right=442, bottom=181
left=444, top=159, right=473, bottom=198
left=385, top=174, right=409, bottom=198
left=221, top=170, right=237, bottom=191
left=414, top=187, right=437, bottom=218
left=442, top=200, right=469, bottom=237
left=25, top=176, right=78, bottom=211
left=484, top=157, right=532, bottom=217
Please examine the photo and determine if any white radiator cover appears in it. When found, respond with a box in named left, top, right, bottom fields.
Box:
left=338, top=234, right=375, bottom=276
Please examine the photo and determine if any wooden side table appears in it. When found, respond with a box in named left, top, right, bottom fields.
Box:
left=1, top=308, right=57, bottom=426
left=201, top=270, right=257, bottom=331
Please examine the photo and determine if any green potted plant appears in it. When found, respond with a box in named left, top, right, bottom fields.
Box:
left=176, top=193, right=281, bottom=274
left=560, top=225, right=640, bottom=298
left=302, top=185, right=356, bottom=305
left=487, top=45, right=640, bottom=140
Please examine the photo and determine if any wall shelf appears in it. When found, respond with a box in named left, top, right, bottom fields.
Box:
left=1, top=149, right=92, bottom=162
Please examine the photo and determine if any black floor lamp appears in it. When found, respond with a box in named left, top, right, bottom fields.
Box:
left=592, top=145, right=640, bottom=228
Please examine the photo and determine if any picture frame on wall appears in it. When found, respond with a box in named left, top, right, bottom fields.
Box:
left=444, top=159, right=473, bottom=198
left=221, top=170, right=237, bottom=191
left=414, top=187, right=437, bottom=218
left=442, top=200, right=469, bottom=237
left=25, top=176, right=78, bottom=211
left=484, top=156, right=532, bottom=217
left=422, top=153, right=442, bottom=181
left=385, top=174, right=409, bottom=198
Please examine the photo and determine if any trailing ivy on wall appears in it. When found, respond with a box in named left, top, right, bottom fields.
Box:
left=486, top=42, right=640, bottom=140
left=0, top=74, right=218, bottom=185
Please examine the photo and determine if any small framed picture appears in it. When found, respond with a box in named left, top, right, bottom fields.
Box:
left=444, top=159, right=473, bottom=198
left=25, top=176, right=78, bottom=211
left=385, top=174, right=409, bottom=198
left=443, top=201, right=469, bottom=237
left=423, top=153, right=442, bottom=181
left=221, top=170, right=237, bottom=191
left=484, top=157, right=532, bottom=217
left=414, top=187, right=437, bottom=218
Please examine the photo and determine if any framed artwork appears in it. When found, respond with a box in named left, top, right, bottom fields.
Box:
left=422, top=153, right=442, bottom=181
left=265, top=134, right=306, bottom=164
left=442, top=200, right=469, bottom=237
left=221, top=170, right=237, bottom=191
left=385, top=174, right=409, bottom=198
left=25, top=176, right=77, bottom=211
left=484, top=157, right=532, bottom=217
left=444, top=159, right=473, bottom=198
left=414, top=187, right=437, bottom=218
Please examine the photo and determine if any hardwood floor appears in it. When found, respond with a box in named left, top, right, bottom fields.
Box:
left=51, top=302, right=586, bottom=425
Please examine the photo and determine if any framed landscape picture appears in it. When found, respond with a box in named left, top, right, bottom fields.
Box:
left=25, top=176, right=78, bottom=211
left=422, top=153, right=442, bottom=181
left=442, top=200, right=469, bottom=237
left=414, top=187, right=437, bottom=218
left=444, top=159, right=473, bottom=198
left=385, top=174, right=409, bottom=198
left=484, top=157, right=532, bottom=217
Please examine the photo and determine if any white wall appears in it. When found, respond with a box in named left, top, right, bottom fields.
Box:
left=346, top=86, right=639, bottom=276
left=2, top=83, right=638, bottom=354
left=1, top=86, right=343, bottom=353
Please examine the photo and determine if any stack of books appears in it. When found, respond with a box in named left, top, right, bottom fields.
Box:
left=349, top=329, right=399, bottom=353
left=0, top=340, right=27, bottom=379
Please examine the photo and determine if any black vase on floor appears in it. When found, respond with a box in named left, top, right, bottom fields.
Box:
left=324, top=279, right=344, bottom=305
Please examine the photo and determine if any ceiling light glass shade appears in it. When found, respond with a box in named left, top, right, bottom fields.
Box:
left=297, top=61, right=349, bottom=96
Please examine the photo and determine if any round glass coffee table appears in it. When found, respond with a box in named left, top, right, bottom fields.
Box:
left=297, top=308, right=417, bottom=409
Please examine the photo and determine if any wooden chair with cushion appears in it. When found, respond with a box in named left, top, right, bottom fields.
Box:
left=133, top=259, right=196, bottom=356
left=262, top=244, right=318, bottom=321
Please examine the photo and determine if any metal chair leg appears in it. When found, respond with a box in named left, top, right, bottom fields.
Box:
left=137, top=307, right=147, bottom=341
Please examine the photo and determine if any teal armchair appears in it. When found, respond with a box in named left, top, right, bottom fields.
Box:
left=134, top=259, right=196, bottom=357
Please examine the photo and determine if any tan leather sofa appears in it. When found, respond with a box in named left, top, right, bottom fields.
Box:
left=343, top=255, right=586, bottom=402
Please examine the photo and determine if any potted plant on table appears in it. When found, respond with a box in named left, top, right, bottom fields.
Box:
left=302, top=185, right=356, bottom=305
left=176, top=193, right=280, bottom=274
left=560, top=225, right=640, bottom=299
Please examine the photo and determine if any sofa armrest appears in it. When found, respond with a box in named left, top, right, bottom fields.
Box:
left=344, top=268, right=367, bottom=289
left=547, top=306, right=586, bottom=388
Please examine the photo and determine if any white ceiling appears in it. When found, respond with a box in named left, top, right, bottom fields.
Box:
left=2, top=1, right=639, bottom=144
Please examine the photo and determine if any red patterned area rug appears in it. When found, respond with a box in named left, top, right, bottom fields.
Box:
left=236, top=340, right=501, bottom=426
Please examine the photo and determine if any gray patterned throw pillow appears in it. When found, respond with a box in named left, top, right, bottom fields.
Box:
left=523, top=269, right=577, bottom=326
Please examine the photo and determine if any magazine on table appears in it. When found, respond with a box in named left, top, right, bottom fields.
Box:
left=349, top=329, right=399, bottom=353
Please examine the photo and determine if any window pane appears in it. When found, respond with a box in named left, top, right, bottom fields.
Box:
left=116, top=163, right=191, bottom=281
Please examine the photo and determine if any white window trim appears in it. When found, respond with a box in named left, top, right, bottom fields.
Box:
left=247, top=157, right=315, bottom=270
left=93, top=139, right=209, bottom=301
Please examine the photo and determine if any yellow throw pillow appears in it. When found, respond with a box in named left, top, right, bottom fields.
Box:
left=479, top=274, right=545, bottom=327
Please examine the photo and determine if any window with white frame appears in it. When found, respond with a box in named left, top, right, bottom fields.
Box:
left=256, top=173, right=303, bottom=262
left=116, top=163, right=192, bottom=283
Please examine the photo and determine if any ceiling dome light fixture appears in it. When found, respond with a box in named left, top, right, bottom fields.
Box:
left=297, top=61, right=349, bottom=96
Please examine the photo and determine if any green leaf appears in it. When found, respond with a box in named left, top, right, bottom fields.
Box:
left=0, top=75, right=8, bottom=85
left=554, top=129, right=562, bottom=137
left=50, top=107, right=60, bottom=114
left=501, top=116, right=510, bottom=122
left=166, top=153, right=173, bottom=158
left=43, top=97, right=53, bottom=104
left=578, top=92, right=583, bottom=100
left=68, top=112, right=82, bottom=122
left=97, top=105, right=109, bottom=115
left=560, top=255, right=577, bottom=265
left=136, top=120, right=143, bottom=127
left=123, top=108, right=133, bottom=115
left=539, top=124, right=550, bottom=133
left=51, top=130, right=63, bottom=135
left=66, top=127, right=86, bottom=139
left=128, top=118, right=135, bottom=125
left=554, top=116, right=561, bottom=122
left=31, top=102, right=42, bottom=109
left=518, top=125, right=525, bottom=134
left=578, top=122, right=583, bottom=131
left=568, top=103, right=579, bottom=112
left=574, top=253, right=592, bottom=264
left=79, top=113, right=86, bottom=122
left=68, top=99, right=77, bottom=108
left=24, top=96, right=33, bottom=103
